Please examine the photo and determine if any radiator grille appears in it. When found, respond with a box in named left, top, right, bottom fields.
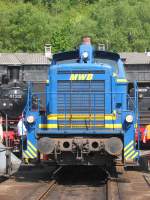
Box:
left=57, top=80, right=105, bottom=129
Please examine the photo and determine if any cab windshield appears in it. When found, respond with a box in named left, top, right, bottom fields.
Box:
left=53, top=50, right=119, bottom=74
left=94, top=58, right=118, bottom=74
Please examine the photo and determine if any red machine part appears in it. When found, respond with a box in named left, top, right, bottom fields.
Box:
left=135, top=127, right=142, bottom=142
left=3, top=131, right=15, bottom=140
left=135, top=126, right=150, bottom=143
left=1, top=118, right=20, bottom=149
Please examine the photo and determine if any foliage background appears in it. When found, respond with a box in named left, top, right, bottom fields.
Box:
left=0, top=0, right=149, bottom=52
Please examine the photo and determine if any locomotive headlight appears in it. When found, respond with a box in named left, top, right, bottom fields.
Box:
left=3, top=102, right=6, bottom=107
left=82, top=51, right=88, bottom=60
left=126, top=115, right=133, bottom=123
left=139, top=93, right=143, bottom=98
left=27, top=115, right=35, bottom=124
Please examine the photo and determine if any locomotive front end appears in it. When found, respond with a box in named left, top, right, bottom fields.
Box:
left=24, top=38, right=139, bottom=167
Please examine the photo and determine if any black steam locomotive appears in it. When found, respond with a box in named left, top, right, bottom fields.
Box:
left=0, top=67, right=27, bottom=154
left=130, top=87, right=150, bottom=125
left=130, top=86, right=150, bottom=144
left=0, top=67, right=27, bottom=122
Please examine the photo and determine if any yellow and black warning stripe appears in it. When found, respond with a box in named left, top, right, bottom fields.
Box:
left=23, top=140, right=37, bottom=159
left=124, top=140, right=138, bottom=160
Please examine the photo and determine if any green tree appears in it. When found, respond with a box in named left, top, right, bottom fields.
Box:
left=0, top=0, right=149, bottom=52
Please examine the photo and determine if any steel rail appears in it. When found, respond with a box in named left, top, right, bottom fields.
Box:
left=36, top=166, right=63, bottom=200
left=106, top=179, right=121, bottom=200
left=37, top=180, right=57, bottom=200
left=35, top=166, right=65, bottom=200
left=106, top=166, right=125, bottom=200
left=143, top=174, right=150, bottom=186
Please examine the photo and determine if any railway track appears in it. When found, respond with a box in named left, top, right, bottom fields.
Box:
left=1, top=164, right=150, bottom=200
left=35, top=176, right=122, bottom=200
left=36, top=181, right=108, bottom=200
left=33, top=166, right=122, bottom=200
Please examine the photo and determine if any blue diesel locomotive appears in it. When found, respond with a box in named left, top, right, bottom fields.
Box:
left=23, top=37, right=139, bottom=167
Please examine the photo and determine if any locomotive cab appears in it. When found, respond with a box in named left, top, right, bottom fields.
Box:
left=24, top=37, right=139, bottom=167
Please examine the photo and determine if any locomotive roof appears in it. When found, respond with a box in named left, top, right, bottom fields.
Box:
left=52, top=50, right=120, bottom=62
left=0, top=53, right=50, bottom=66
left=120, top=52, right=150, bottom=64
left=0, top=52, right=150, bottom=66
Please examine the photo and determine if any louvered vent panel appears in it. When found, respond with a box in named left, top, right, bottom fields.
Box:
left=57, top=77, right=105, bottom=129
